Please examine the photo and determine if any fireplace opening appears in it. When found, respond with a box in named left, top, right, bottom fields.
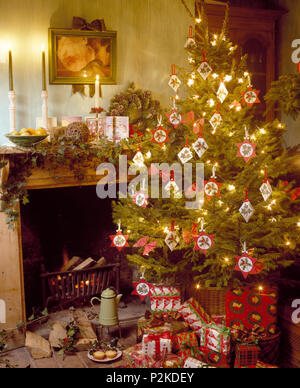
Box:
left=20, top=185, right=133, bottom=318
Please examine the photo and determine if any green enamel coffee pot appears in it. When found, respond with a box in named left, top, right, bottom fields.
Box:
left=91, top=288, right=122, bottom=326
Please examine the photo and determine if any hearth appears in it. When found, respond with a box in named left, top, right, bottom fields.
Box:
left=20, top=185, right=133, bottom=317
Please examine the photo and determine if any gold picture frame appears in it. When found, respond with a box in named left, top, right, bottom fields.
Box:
left=49, top=28, right=117, bottom=85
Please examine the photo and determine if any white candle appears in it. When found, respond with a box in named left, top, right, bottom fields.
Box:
left=95, top=74, right=100, bottom=108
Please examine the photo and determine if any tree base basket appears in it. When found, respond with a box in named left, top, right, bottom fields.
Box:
left=258, top=331, right=281, bottom=365
left=187, top=286, right=227, bottom=316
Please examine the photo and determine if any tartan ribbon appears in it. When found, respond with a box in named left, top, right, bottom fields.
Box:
left=144, top=331, right=172, bottom=356
left=235, top=344, right=259, bottom=367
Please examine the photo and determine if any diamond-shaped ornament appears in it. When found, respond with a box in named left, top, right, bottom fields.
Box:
left=192, top=137, right=208, bottom=158
left=217, top=82, right=228, bottom=104
left=197, top=61, right=212, bottom=80
left=209, top=112, right=222, bottom=131
left=260, top=180, right=272, bottom=202
left=164, top=180, right=182, bottom=198
left=239, top=200, right=255, bottom=223
left=178, top=146, right=193, bottom=164
left=165, top=230, right=180, bottom=251
left=169, top=66, right=181, bottom=92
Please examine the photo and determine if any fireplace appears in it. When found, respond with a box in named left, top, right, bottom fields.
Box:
left=20, top=185, right=133, bottom=317
left=0, top=158, right=134, bottom=331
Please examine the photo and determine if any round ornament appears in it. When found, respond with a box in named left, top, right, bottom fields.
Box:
left=193, top=219, right=214, bottom=255
left=241, top=87, right=260, bottom=107
left=234, top=242, right=258, bottom=279
left=109, top=221, right=129, bottom=252
left=132, top=278, right=152, bottom=301
left=236, top=127, right=257, bottom=163
left=151, top=117, right=170, bottom=147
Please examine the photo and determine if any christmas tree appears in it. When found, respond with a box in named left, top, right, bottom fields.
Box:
left=111, top=3, right=300, bottom=288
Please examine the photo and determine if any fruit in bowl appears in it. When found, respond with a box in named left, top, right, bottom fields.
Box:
left=6, top=128, right=48, bottom=148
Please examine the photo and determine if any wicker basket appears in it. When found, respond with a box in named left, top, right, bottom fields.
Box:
left=187, top=286, right=227, bottom=316
left=258, top=331, right=281, bottom=365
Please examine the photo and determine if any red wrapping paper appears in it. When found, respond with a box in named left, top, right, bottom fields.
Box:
left=225, top=286, right=278, bottom=334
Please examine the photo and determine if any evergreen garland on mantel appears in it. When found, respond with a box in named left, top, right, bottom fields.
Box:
left=0, top=134, right=135, bottom=229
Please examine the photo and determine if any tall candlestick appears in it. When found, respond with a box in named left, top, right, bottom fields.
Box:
left=41, top=90, right=48, bottom=130
left=42, top=46, right=46, bottom=91
left=8, top=50, right=13, bottom=91
left=8, top=90, right=16, bottom=132
left=95, top=74, right=100, bottom=108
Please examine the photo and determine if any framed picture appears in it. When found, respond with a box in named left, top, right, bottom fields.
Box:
left=48, top=28, right=117, bottom=85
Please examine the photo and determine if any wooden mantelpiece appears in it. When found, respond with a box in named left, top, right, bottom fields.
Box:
left=0, top=146, right=113, bottom=336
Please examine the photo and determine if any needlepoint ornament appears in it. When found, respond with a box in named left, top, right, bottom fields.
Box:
left=165, top=220, right=180, bottom=251
left=178, top=140, right=193, bottom=164
left=239, top=188, right=255, bottom=223
left=169, top=64, right=181, bottom=92
left=260, top=170, right=272, bottom=202
left=110, top=221, right=129, bottom=252
left=236, top=127, right=257, bottom=163
left=193, top=137, right=208, bottom=158
left=151, top=116, right=170, bottom=147
left=132, top=278, right=152, bottom=301
left=204, top=167, right=222, bottom=199
left=217, top=81, right=228, bottom=104
left=242, top=87, right=260, bottom=107
left=193, top=219, right=214, bottom=255
left=234, top=242, right=258, bottom=279
left=209, top=110, right=222, bottom=131
left=184, top=26, right=196, bottom=48
left=197, top=51, right=212, bottom=80
left=167, top=100, right=182, bottom=129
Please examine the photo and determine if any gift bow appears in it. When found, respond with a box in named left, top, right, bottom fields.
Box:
left=72, top=16, right=106, bottom=31
left=144, top=331, right=172, bottom=356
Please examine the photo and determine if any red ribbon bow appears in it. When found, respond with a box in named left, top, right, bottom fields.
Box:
left=144, top=331, right=172, bottom=356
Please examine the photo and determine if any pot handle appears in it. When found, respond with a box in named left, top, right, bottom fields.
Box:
left=90, top=297, right=101, bottom=308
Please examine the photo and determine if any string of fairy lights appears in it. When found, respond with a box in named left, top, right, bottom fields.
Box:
left=117, top=16, right=299, bottom=290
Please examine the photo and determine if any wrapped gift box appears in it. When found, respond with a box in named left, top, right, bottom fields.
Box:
left=98, top=116, right=129, bottom=142
left=150, top=285, right=181, bottom=297
left=150, top=296, right=181, bottom=314
left=137, top=316, right=189, bottom=342
left=163, top=353, right=183, bottom=368
left=234, top=344, right=260, bottom=368
left=123, top=344, right=163, bottom=368
left=212, top=315, right=226, bottom=327
left=184, top=357, right=216, bottom=368
left=226, top=286, right=278, bottom=334
left=173, top=331, right=202, bottom=360
left=86, top=116, right=100, bottom=139
left=199, top=346, right=231, bottom=368
left=199, top=323, right=231, bottom=355
left=178, top=298, right=211, bottom=332
left=142, top=332, right=172, bottom=359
